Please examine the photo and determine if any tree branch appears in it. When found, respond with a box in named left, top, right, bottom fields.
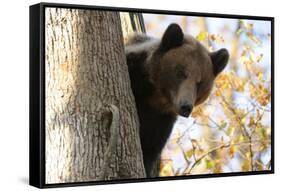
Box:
left=185, top=140, right=262, bottom=174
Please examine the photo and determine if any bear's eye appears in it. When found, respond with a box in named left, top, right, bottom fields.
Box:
left=176, top=70, right=188, bottom=79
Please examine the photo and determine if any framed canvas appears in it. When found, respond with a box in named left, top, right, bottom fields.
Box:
left=29, top=2, right=274, bottom=188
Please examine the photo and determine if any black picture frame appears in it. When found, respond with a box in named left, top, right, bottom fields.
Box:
left=30, top=2, right=275, bottom=188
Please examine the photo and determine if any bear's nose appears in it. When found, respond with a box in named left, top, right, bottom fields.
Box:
left=180, top=103, right=193, bottom=117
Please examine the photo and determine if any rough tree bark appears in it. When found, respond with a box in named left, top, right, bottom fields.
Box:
left=45, top=8, right=145, bottom=184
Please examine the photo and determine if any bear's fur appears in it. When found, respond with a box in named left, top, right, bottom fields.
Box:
left=125, top=23, right=229, bottom=177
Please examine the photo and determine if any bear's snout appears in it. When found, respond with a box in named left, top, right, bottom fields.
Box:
left=179, top=101, right=193, bottom=117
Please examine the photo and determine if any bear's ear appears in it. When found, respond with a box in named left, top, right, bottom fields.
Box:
left=210, top=48, right=229, bottom=76
left=159, top=23, right=184, bottom=52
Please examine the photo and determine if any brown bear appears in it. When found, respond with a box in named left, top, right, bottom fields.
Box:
left=125, top=23, right=229, bottom=177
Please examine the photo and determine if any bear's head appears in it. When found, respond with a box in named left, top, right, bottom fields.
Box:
left=148, top=23, right=229, bottom=117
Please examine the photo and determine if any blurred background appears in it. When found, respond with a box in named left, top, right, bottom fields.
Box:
left=140, top=14, right=272, bottom=176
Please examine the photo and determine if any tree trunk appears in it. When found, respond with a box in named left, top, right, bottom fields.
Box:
left=45, top=8, right=145, bottom=184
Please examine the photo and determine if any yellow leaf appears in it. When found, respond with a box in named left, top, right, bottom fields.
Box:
left=256, top=53, right=263, bottom=63
left=160, top=160, right=173, bottom=177
left=219, top=121, right=227, bottom=129
left=259, top=127, right=267, bottom=139
left=238, top=134, right=245, bottom=142
left=205, top=159, right=214, bottom=169
left=226, top=126, right=235, bottom=136
left=185, top=149, right=193, bottom=158
left=242, top=160, right=251, bottom=171
left=229, top=145, right=236, bottom=159
left=241, top=116, right=246, bottom=125
left=235, top=79, right=245, bottom=92
left=196, top=31, right=208, bottom=41
left=209, top=34, right=225, bottom=43
left=236, top=28, right=243, bottom=36
left=258, top=72, right=263, bottom=81
left=191, top=107, right=202, bottom=118
left=214, top=89, right=222, bottom=96
left=248, top=116, right=255, bottom=127
left=239, top=56, right=252, bottom=65
left=251, top=36, right=262, bottom=45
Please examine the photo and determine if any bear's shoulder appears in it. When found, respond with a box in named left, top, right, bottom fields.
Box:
left=125, top=33, right=153, bottom=46
left=125, top=33, right=160, bottom=56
